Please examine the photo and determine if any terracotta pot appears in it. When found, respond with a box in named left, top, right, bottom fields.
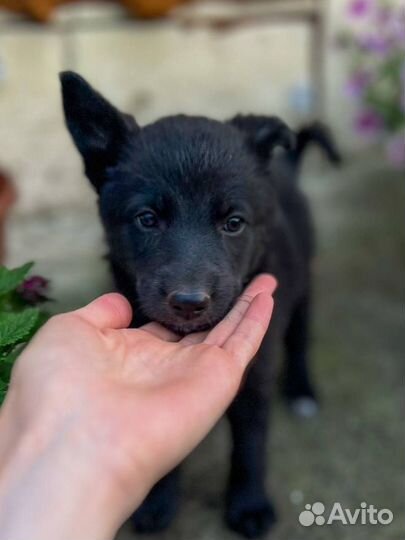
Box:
left=123, top=0, right=187, bottom=18
left=0, top=169, right=17, bottom=265
left=0, top=0, right=188, bottom=22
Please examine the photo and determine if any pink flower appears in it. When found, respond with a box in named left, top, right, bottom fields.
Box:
left=17, top=276, right=50, bottom=304
left=354, top=109, right=384, bottom=138
left=348, top=0, right=373, bottom=18
left=386, top=132, right=405, bottom=167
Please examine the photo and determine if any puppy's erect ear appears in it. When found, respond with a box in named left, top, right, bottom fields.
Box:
left=60, top=71, right=139, bottom=190
left=229, top=114, right=296, bottom=160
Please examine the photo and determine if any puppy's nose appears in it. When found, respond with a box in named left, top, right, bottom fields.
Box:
left=168, top=290, right=211, bottom=319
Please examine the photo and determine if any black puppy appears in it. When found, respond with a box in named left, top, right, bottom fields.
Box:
left=60, top=72, right=340, bottom=538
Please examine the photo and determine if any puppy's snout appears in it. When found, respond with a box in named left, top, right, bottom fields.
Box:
left=168, top=290, right=211, bottom=319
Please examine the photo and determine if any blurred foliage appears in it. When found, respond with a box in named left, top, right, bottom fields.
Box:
left=338, top=0, right=405, bottom=167
left=0, top=263, right=49, bottom=405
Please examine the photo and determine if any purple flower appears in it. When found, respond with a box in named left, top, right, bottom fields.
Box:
left=358, top=34, right=390, bottom=55
left=348, top=0, right=373, bottom=18
left=17, top=276, right=50, bottom=305
left=374, top=5, right=405, bottom=45
left=354, top=109, right=384, bottom=138
left=345, top=70, right=372, bottom=98
left=386, top=132, right=405, bottom=167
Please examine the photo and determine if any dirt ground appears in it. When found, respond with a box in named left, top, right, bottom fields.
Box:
left=11, top=153, right=404, bottom=540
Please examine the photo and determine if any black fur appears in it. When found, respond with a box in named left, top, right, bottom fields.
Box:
left=60, top=71, right=339, bottom=538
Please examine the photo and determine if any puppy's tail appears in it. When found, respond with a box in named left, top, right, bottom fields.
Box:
left=291, top=122, right=342, bottom=167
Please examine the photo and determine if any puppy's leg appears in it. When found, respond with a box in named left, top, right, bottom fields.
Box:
left=282, top=293, right=319, bottom=417
left=131, top=467, right=180, bottom=533
left=226, top=359, right=276, bottom=539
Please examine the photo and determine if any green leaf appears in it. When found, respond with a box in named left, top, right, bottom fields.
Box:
left=0, top=344, right=23, bottom=381
left=0, top=308, right=39, bottom=348
left=0, top=262, right=34, bottom=297
left=0, top=378, right=8, bottom=405
left=0, top=360, right=13, bottom=383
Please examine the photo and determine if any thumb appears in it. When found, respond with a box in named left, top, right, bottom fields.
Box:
left=74, top=293, right=133, bottom=330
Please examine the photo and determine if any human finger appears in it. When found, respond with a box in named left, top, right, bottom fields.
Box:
left=223, top=291, right=274, bottom=368
left=204, top=274, right=276, bottom=347
left=73, top=293, right=132, bottom=330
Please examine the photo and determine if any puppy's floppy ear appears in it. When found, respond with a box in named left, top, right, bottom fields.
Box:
left=230, top=114, right=296, bottom=160
left=60, top=71, right=139, bottom=190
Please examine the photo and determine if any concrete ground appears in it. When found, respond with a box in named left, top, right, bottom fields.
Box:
left=8, top=153, right=405, bottom=539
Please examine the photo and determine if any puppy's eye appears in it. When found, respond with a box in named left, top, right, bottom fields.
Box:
left=223, top=216, right=245, bottom=235
left=136, top=211, right=158, bottom=230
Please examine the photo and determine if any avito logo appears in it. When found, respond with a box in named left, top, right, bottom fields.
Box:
left=299, top=502, right=394, bottom=527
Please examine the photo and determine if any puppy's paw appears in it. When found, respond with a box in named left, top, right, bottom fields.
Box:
left=131, top=494, right=178, bottom=534
left=289, top=396, right=319, bottom=418
left=226, top=495, right=276, bottom=538
left=282, top=376, right=319, bottom=418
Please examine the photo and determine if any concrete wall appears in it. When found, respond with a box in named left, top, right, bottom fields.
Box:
left=0, top=14, right=311, bottom=215
left=0, top=0, right=389, bottom=217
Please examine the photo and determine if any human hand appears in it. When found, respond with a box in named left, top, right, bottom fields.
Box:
left=0, top=274, right=276, bottom=540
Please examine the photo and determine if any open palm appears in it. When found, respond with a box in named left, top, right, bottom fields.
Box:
left=5, top=274, right=276, bottom=521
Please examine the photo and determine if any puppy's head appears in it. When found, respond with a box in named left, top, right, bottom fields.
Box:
left=61, top=72, right=293, bottom=333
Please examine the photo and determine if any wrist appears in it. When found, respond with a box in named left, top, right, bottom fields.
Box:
left=0, top=394, right=143, bottom=540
